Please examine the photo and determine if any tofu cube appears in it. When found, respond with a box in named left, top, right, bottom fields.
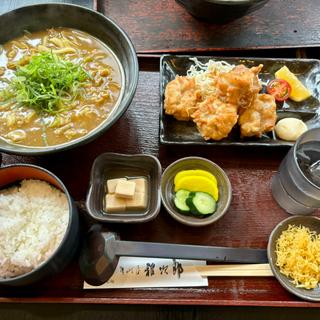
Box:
left=107, top=178, right=126, bottom=194
left=130, top=178, right=147, bottom=194
left=125, top=192, right=147, bottom=210
left=105, top=194, right=126, bottom=212
left=115, top=180, right=136, bottom=199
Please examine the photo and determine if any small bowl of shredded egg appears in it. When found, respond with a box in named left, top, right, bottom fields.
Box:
left=268, top=215, right=320, bottom=301
left=161, top=157, right=232, bottom=227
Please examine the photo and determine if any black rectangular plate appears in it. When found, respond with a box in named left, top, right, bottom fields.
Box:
left=160, top=55, right=320, bottom=147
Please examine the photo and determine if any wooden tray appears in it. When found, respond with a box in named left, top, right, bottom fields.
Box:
left=100, top=0, right=320, bottom=54
left=0, top=56, right=319, bottom=307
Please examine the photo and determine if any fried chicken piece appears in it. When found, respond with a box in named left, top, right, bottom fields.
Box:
left=164, top=76, right=201, bottom=121
left=216, top=64, right=263, bottom=108
left=192, top=97, right=238, bottom=140
left=238, top=94, right=277, bottom=138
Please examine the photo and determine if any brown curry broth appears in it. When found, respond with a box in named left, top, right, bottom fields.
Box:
left=0, top=28, right=122, bottom=147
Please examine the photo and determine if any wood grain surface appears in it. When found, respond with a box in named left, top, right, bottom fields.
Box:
left=0, top=58, right=319, bottom=307
left=100, top=0, right=320, bottom=53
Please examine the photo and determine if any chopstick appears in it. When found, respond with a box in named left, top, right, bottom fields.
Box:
left=193, top=264, right=273, bottom=277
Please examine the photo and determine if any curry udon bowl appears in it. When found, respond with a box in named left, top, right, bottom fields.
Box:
left=0, top=3, right=138, bottom=155
left=0, top=164, right=79, bottom=286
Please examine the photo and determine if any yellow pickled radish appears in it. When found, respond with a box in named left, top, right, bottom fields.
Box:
left=174, top=175, right=219, bottom=201
left=174, top=169, right=217, bottom=186
left=275, top=66, right=311, bottom=102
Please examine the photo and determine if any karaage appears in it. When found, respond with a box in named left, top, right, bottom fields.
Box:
left=164, top=60, right=277, bottom=141
left=192, top=97, right=238, bottom=140
left=238, top=93, right=277, bottom=137
left=216, top=64, right=263, bottom=108
left=164, top=76, right=201, bottom=121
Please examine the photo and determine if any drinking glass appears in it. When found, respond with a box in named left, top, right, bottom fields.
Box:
left=271, top=128, right=320, bottom=215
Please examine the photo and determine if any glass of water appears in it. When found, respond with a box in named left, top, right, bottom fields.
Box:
left=271, top=128, right=320, bottom=215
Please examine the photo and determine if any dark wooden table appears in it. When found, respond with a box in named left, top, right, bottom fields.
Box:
left=101, top=0, right=320, bottom=53
left=1, top=0, right=320, bottom=318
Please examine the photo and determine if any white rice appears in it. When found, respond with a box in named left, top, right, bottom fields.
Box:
left=0, top=179, right=69, bottom=279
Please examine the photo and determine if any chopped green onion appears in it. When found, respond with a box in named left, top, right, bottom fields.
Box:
left=1, top=51, right=88, bottom=115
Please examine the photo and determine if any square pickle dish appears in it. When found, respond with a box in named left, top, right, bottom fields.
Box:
left=86, top=153, right=162, bottom=223
left=160, top=55, right=320, bottom=147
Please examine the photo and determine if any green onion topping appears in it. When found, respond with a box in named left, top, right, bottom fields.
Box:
left=1, top=51, right=88, bottom=115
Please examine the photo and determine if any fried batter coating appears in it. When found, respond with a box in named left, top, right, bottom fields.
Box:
left=216, top=64, right=263, bottom=108
left=190, top=64, right=264, bottom=141
left=238, top=94, right=277, bottom=138
left=164, top=76, right=201, bottom=121
left=164, top=62, right=275, bottom=141
left=192, top=97, right=238, bottom=140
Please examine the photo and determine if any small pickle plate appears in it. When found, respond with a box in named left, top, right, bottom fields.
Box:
left=160, top=55, right=320, bottom=147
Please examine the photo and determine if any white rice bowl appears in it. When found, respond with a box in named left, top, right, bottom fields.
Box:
left=0, top=179, right=69, bottom=278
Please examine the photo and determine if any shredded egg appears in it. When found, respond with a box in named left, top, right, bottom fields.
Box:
left=276, top=224, right=320, bottom=289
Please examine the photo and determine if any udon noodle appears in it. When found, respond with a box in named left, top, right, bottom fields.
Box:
left=0, top=28, right=123, bottom=147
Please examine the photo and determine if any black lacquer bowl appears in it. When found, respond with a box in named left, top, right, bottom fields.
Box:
left=176, top=0, right=269, bottom=23
left=0, top=164, right=79, bottom=286
left=0, top=3, right=138, bottom=155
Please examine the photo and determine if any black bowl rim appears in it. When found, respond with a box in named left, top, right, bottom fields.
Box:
left=0, top=163, right=74, bottom=284
left=0, top=3, right=139, bottom=155
left=196, top=0, right=266, bottom=5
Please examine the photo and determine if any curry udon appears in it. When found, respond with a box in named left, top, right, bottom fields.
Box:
left=0, top=27, right=123, bottom=147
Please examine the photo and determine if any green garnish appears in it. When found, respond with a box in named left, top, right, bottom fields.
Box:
left=1, top=51, right=88, bottom=115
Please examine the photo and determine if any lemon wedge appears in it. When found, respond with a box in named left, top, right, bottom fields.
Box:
left=174, top=169, right=217, bottom=186
left=174, top=176, right=219, bottom=201
left=275, top=66, right=311, bottom=102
